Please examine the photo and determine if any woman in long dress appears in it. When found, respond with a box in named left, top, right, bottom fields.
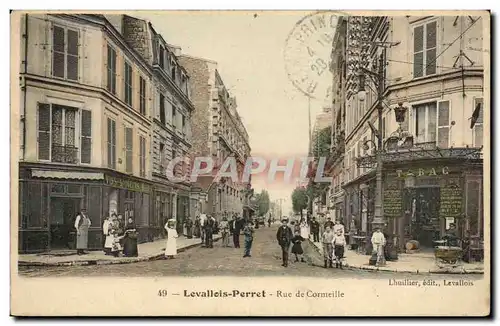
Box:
left=104, top=213, right=117, bottom=255
left=164, top=219, right=178, bottom=259
left=122, top=217, right=138, bottom=257
left=74, top=208, right=91, bottom=255
left=300, top=219, right=309, bottom=240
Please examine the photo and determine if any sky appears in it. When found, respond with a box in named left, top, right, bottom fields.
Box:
left=139, top=11, right=336, bottom=215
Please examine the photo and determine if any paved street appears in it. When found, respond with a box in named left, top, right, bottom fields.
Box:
left=18, top=227, right=482, bottom=281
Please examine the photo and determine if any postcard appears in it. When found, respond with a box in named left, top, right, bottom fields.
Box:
left=10, top=9, right=490, bottom=316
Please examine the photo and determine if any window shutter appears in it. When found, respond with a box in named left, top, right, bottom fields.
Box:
left=437, top=101, right=450, bottom=148
left=52, top=26, right=65, bottom=78
left=107, top=118, right=112, bottom=167
left=67, top=29, right=79, bottom=80
left=474, top=98, right=483, bottom=147
left=81, top=110, right=92, bottom=163
left=425, top=22, right=437, bottom=76
left=125, top=127, right=133, bottom=173
left=38, top=103, right=51, bottom=160
left=413, top=25, right=424, bottom=78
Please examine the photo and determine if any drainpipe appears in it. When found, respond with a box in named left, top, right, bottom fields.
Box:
left=21, top=14, right=28, bottom=160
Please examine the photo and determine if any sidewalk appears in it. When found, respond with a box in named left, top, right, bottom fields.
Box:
left=18, top=235, right=221, bottom=267
left=309, top=239, right=484, bottom=274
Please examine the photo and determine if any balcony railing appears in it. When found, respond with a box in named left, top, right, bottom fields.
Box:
left=52, top=145, right=78, bottom=164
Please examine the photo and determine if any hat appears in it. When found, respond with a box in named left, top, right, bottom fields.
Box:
left=281, top=217, right=288, bottom=222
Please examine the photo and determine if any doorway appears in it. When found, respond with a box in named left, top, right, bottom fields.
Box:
left=407, top=187, right=441, bottom=248
left=50, top=197, right=81, bottom=249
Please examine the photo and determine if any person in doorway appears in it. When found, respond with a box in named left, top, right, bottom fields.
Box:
left=291, top=230, right=306, bottom=263
left=230, top=214, right=241, bottom=248
left=322, top=226, right=334, bottom=268
left=371, top=227, right=386, bottom=266
left=243, top=221, right=255, bottom=258
left=276, top=218, right=293, bottom=267
left=102, top=215, right=111, bottom=255
left=164, top=219, right=178, bottom=259
left=185, top=218, right=193, bottom=239
left=220, top=216, right=230, bottom=247
left=123, top=217, right=138, bottom=257
left=310, top=217, right=320, bottom=243
left=204, top=215, right=216, bottom=248
left=74, top=208, right=91, bottom=255
left=332, top=229, right=346, bottom=269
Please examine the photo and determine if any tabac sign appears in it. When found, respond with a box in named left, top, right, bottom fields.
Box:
left=105, top=175, right=151, bottom=194
left=396, top=166, right=450, bottom=178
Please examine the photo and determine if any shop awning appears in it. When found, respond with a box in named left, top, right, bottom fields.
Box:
left=31, top=169, right=105, bottom=180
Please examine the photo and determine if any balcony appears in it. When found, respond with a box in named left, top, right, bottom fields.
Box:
left=52, top=145, right=78, bottom=164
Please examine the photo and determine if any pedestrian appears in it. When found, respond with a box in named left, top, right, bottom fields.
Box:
left=109, top=215, right=122, bottom=257
left=204, top=215, right=215, bottom=248
left=199, top=213, right=207, bottom=245
left=230, top=214, right=241, bottom=248
left=117, top=214, right=125, bottom=249
left=293, top=220, right=301, bottom=234
left=299, top=218, right=309, bottom=240
left=220, top=216, right=230, bottom=247
left=193, top=215, right=201, bottom=238
left=324, top=216, right=334, bottom=232
left=332, top=229, right=346, bottom=269
left=276, top=218, right=293, bottom=267
left=267, top=217, right=272, bottom=228
left=310, top=216, right=320, bottom=243
left=333, top=219, right=345, bottom=236
left=371, top=227, right=386, bottom=266
left=322, top=226, right=334, bottom=268
left=123, top=217, right=138, bottom=257
left=243, top=221, right=255, bottom=258
left=164, top=219, right=178, bottom=259
left=74, top=208, right=91, bottom=255
left=291, top=230, right=306, bottom=263
left=102, top=215, right=110, bottom=255
left=185, top=218, right=193, bottom=239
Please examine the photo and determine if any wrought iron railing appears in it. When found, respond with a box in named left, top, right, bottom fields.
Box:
left=52, top=145, right=78, bottom=164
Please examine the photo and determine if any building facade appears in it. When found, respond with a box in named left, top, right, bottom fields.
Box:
left=178, top=55, right=252, bottom=220
left=17, top=14, right=198, bottom=253
left=335, top=15, right=485, bottom=251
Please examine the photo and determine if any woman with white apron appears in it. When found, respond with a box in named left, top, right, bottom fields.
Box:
left=164, top=219, right=179, bottom=259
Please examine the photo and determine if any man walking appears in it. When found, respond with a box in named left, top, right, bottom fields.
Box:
left=230, top=214, right=241, bottom=248
left=371, top=227, right=386, bottom=266
left=204, top=215, right=215, bottom=248
left=310, top=216, right=320, bottom=243
left=220, top=216, right=230, bottom=247
left=276, top=218, right=293, bottom=267
left=322, top=226, right=334, bottom=268
left=243, top=221, right=255, bottom=258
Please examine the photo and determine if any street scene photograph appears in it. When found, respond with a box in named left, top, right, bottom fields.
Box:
left=10, top=9, right=490, bottom=316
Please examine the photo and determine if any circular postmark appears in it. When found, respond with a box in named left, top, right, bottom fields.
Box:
left=284, top=11, right=347, bottom=100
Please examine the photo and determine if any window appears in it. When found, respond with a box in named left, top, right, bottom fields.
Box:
left=139, top=136, right=146, bottom=177
left=124, top=61, right=133, bottom=106
left=159, top=142, right=165, bottom=170
left=107, top=44, right=117, bottom=94
left=473, top=98, right=483, bottom=147
left=382, top=117, right=386, bottom=140
left=171, top=65, right=176, bottom=81
left=437, top=100, right=450, bottom=148
left=139, top=76, right=146, bottom=115
left=125, top=127, right=133, bottom=173
left=413, top=102, right=437, bottom=144
left=52, top=25, right=79, bottom=80
left=80, top=110, right=92, bottom=164
left=413, top=21, right=437, bottom=78
left=107, top=117, right=116, bottom=169
left=159, top=46, right=165, bottom=68
left=172, top=106, right=177, bottom=128
left=182, top=115, right=186, bottom=133
left=37, top=103, right=79, bottom=163
left=159, top=94, right=165, bottom=125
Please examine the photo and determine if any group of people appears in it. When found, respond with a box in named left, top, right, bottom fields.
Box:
left=102, top=212, right=138, bottom=258
left=276, top=217, right=309, bottom=267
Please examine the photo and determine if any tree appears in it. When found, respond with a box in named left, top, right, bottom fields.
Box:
left=255, top=190, right=270, bottom=216
left=312, top=126, right=332, bottom=160
left=291, top=187, right=308, bottom=218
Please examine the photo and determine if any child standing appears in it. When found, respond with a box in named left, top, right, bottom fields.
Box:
left=291, top=230, right=306, bottom=263
left=332, top=229, right=346, bottom=269
left=322, top=226, right=334, bottom=268
left=243, top=221, right=255, bottom=258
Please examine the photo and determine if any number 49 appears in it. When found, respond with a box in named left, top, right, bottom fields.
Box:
left=158, top=289, right=168, bottom=297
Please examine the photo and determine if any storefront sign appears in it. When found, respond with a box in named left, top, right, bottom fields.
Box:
left=396, top=166, right=450, bottom=178
left=384, top=189, right=403, bottom=218
left=105, top=175, right=151, bottom=194
left=440, top=184, right=463, bottom=217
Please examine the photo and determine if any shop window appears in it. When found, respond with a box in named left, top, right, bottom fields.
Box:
left=28, top=182, right=43, bottom=228
left=67, top=184, right=82, bottom=194
left=51, top=184, right=65, bottom=193
left=413, top=21, right=437, bottom=78
left=473, top=98, right=483, bottom=147
left=466, top=180, right=481, bottom=237
left=52, top=25, right=79, bottom=81
left=37, top=104, right=80, bottom=164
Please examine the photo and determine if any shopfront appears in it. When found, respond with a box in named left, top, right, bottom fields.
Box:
left=18, top=165, right=152, bottom=253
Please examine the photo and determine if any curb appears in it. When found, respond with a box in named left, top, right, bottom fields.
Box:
left=18, top=236, right=221, bottom=268
left=307, top=239, right=484, bottom=275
